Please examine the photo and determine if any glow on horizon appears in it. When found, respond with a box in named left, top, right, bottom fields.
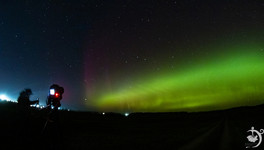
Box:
left=91, top=51, right=264, bottom=112
left=0, top=94, right=10, bottom=101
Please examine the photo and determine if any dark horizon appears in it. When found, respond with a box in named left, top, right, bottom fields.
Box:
left=1, top=99, right=264, bottom=149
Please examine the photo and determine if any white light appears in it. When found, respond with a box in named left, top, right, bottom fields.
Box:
left=0, top=94, right=8, bottom=101
left=102, top=112, right=105, bottom=115
left=36, top=104, right=40, bottom=108
left=124, top=113, right=129, bottom=117
left=50, top=89, right=55, bottom=95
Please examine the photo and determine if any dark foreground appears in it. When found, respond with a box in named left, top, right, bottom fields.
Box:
left=1, top=102, right=264, bottom=150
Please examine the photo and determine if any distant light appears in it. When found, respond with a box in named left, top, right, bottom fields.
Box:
left=102, top=112, right=105, bottom=115
left=67, top=109, right=70, bottom=111
left=0, top=94, right=8, bottom=101
left=50, top=89, right=55, bottom=95
left=124, top=113, right=129, bottom=117
left=36, top=104, right=40, bottom=108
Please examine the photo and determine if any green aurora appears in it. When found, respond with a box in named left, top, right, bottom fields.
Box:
left=90, top=46, right=264, bottom=112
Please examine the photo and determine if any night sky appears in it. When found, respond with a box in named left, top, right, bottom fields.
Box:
left=1, top=0, right=264, bottom=112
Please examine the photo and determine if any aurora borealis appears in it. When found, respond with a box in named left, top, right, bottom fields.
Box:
left=90, top=46, right=264, bottom=112
left=1, top=1, right=264, bottom=112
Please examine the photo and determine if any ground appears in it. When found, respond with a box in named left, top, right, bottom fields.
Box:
left=1, top=101, right=264, bottom=150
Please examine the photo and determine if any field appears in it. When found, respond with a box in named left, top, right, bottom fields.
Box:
left=1, top=101, right=264, bottom=150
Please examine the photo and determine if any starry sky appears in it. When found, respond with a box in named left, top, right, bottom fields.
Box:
left=0, top=0, right=264, bottom=112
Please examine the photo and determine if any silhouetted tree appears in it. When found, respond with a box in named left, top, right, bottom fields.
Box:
left=16, top=88, right=39, bottom=148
